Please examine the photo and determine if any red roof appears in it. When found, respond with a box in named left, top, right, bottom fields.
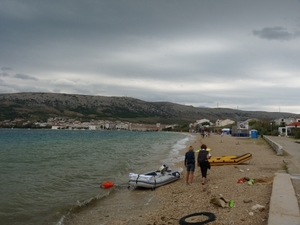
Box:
left=286, top=122, right=300, bottom=127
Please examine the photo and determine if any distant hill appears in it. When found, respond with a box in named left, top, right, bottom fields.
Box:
left=0, top=92, right=298, bottom=124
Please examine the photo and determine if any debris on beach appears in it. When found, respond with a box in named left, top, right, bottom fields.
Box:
left=237, top=178, right=247, bottom=183
left=237, top=177, right=274, bottom=186
left=251, top=204, right=265, bottom=212
left=247, top=179, right=255, bottom=185
left=237, top=177, right=250, bottom=183
left=210, top=194, right=231, bottom=208
left=253, top=177, right=274, bottom=184
left=243, top=199, right=253, bottom=203
left=210, top=196, right=227, bottom=207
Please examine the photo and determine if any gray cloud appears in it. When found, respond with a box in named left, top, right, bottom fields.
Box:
left=253, top=26, right=300, bottom=41
left=1, top=67, right=12, bottom=71
left=0, top=0, right=300, bottom=114
left=0, top=72, right=10, bottom=77
left=14, top=74, right=38, bottom=81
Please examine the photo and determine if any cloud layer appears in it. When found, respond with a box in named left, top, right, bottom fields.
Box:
left=1, top=0, right=300, bottom=114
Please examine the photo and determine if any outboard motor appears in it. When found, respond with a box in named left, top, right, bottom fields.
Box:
left=159, top=164, right=168, bottom=174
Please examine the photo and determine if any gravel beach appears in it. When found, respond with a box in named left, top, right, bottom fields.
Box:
left=83, top=133, right=285, bottom=225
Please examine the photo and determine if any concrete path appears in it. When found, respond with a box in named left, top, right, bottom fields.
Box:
left=265, top=136, right=300, bottom=225
left=267, top=136, right=300, bottom=175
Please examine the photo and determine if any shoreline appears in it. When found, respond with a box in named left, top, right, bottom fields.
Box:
left=104, top=133, right=285, bottom=224
left=62, top=131, right=191, bottom=225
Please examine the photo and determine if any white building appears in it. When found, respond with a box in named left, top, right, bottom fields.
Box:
left=215, top=119, right=235, bottom=127
left=278, top=117, right=300, bottom=136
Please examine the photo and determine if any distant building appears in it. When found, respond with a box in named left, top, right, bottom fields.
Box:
left=89, top=125, right=96, bottom=130
left=278, top=117, right=300, bottom=136
left=215, top=119, right=235, bottom=127
left=196, top=118, right=210, bottom=125
left=274, top=117, right=295, bottom=126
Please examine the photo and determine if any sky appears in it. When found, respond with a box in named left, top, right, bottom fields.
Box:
left=1, top=0, right=300, bottom=114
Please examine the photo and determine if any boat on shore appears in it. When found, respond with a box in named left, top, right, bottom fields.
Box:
left=209, top=153, right=252, bottom=166
left=128, top=165, right=180, bottom=189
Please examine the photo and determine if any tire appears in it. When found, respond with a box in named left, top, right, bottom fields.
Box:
left=179, top=212, right=216, bottom=225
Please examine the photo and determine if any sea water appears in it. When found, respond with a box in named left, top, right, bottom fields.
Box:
left=0, top=129, right=192, bottom=225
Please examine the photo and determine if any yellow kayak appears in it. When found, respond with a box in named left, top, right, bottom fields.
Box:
left=208, top=153, right=252, bottom=166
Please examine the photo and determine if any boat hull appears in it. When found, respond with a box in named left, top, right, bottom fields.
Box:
left=129, top=170, right=180, bottom=189
left=209, top=153, right=252, bottom=166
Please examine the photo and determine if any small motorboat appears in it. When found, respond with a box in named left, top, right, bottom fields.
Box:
left=128, top=164, right=180, bottom=189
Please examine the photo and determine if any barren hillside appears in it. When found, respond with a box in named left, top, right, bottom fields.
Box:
left=0, top=92, right=298, bottom=124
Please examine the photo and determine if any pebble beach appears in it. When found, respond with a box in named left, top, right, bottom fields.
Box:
left=101, top=133, right=285, bottom=225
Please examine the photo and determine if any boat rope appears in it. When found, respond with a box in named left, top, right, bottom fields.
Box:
left=135, top=174, right=140, bottom=184
left=179, top=212, right=216, bottom=225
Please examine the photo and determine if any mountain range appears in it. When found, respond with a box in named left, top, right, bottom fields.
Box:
left=0, top=92, right=298, bottom=124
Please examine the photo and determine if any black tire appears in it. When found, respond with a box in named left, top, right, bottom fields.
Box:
left=179, top=212, right=216, bottom=225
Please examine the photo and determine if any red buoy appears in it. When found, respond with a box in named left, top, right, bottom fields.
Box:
left=101, top=181, right=115, bottom=189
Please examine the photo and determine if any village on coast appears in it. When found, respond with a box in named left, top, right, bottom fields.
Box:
left=2, top=115, right=300, bottom=137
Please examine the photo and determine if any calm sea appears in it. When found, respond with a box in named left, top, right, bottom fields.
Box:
left=0, top=129, right=192, bottom=225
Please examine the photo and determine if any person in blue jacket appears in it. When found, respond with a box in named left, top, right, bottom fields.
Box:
left=184, top=146, right=195, bottom=185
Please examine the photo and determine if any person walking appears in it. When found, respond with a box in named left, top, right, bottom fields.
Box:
left=201, top=131, right=205, bottom=138
left=184, top=146, right=195, bottom=185
left=197, top=144, right=211, bottom=185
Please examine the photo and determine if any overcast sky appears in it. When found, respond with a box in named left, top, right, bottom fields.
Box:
left=1, top=0, right=300, bottom=114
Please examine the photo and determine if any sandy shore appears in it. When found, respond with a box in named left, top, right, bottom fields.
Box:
left=104, top=133, right=286, bottom=225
